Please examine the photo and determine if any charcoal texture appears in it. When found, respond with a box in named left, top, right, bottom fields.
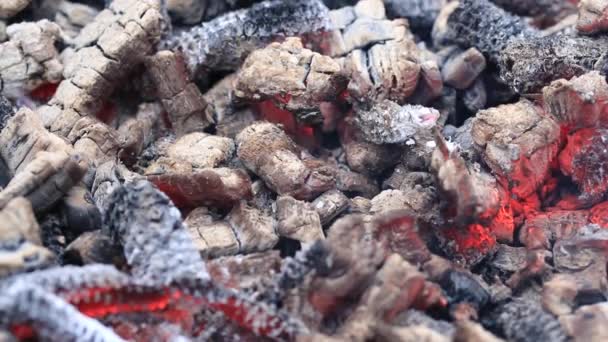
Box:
left=494, top=300, right=567, bottom=342
left=490, top=0, right=575, bottom=18
left=385, top=0, right=446, bottom=29
left=161, top=0, right=331, bottom=76
left=439, top=270, right=489, bottom=310
left=442, top=0, right=537, bottom=63
left=500, top=35, right=608, bottom=94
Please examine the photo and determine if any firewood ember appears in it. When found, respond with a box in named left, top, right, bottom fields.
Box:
left=542, top=72, right=608, bottom=129
left=472, top=100, right=560, bottom=200
left=436, top=0, right=538, bottom=63
left=227, top=201, right=279, bottom=254
left=0, top=0, right=31, bottom=19
left=441, top=47, right=486, bottom=90
left=559, top=128, right=608, bottom=201
left=39, top=0, right=164, bottom=136
left=0, top=197, right=54, bottom=277
left=237, top=122, right=335, bottom=200
left=161, top=0, right=332, bottom=77
left=275, top=196, right=324, bottom=243
left=63, top=230, right=124, bottom=266
left=438, top=224, right=497, bottom=267
left=147, top=167, right=252, bottom=209
left=492, top=300, right=567, bottom=342
left=145, top=51, right=212, bottom=135
left=552, top=224, right=608, bottom=272
left=354, top=100, right=440, bottom=145
left=0, top=107, right=87, bottom=213
left=234, top=38, right=345, bottom=124
left=372, top=210, right=431, bottom=266
left=499, top=34, right=608, bottom=94
left=577, top=0, right=608, bottom=34
left=184, top=207, right=240, bottom=258
left=207, top=250, right=282, bottom=291
left=0, top=20, right=63, bottom=98
left=311, top=189, right=350, bottom=226
left=384, top=0, right=446, bottom=30
left=561, top=303, right=608, bottom=341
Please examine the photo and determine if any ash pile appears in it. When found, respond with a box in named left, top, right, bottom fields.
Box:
left=1, top=0, right=608, bottom=341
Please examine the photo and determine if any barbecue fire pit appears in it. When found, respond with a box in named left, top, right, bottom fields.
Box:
left=0, top=0, right=606, bottom=341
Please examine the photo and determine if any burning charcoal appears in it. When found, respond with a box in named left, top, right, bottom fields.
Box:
left=39, top=0, right=164, bottom=136
left=0, top=0, right=31, bottom=19
left=354, top=100, right=440, bottom=145
left=0, top=20, right=63, bottom=98
left=147, top=132, right=235, bottom=172
left=499, top=35, right=608, bottom=94
left=208, top=250, right=282, bottom=290
left=91, top=161, right=141, bottom=210
left=372, top=210, right=431, bottom=266
left=441, top=48, right=486, bottom=90
left=234, top=38, right=345, bottom=124
left=162, top=0, right=331, bottom=77
left=519, top=210, right=590, bottom=249
left=493, top=300, right=567, bottom=342
left=184, top=207, right=240, bottom=257
left=462, top=78, right=487, bottom=114
left=577, top=0, right=608, bottom=34
left=542, top=72, right=608, bottom=129
left=147, top=167, right=252, bottom=209
left=166, top=0, right=260, bottom=25
left=559, top=128, right=608, bottom=201
left=551, top=224, right=608, bottom=272
left=117, top=102, right=161, bottom=166
left=237, top=122, right=335, bottom=200
left=335, top=167, right=379, bottom=198
left=66, top=116, right=120, bottom=177
left=104, top=180, right=208, bottom=284
left=312, top=189, right=349, bottom=226
left=491, top=244, right=527, bottom=274
left=384, top=0, right=446, bottom=30
left=145, top=51, right=211, bottom=135
left=275, top=196, right=324, bottom=243
left=439, top=270, right=489, bottom=319
left=63, top=230, right=124, bottom=266
left=431, top=134, right=506, bottom=225
left=472, top=100, right=560, bottom=200
left=0, top=197, right=53, bottom=277
left=561, top=303, right=608, bottom=341
left=438, top=223, right=497, bottom=267
left=226, top=201, right=278, bottom=254
left=437, top=0, right=538, bottom=63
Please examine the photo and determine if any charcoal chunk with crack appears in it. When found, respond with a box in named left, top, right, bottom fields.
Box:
left=492, top=300, right=567, bottom=342
left=275, top=195, right=324, bottom=243
left=312, top=189, right=350, bottom=226
left=226, top=201, right=278, bottom=254
left=184, top=207, right=240, bottom=258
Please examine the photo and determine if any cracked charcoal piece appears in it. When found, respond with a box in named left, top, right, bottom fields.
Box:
left=355, top=100, right=440, bottom=145
left=236, top=122, right=335, bottom=200
left=312, top=189, right=350, bottom=226
left=234, top=37, right=346, bottom=124
left=161, top=0, right=332, bottom=77
left=384, top=0, right=446, bottom=30
left=577, top=0, right=608, bottom=34
left=166, top=0, right=261, bottom=25
left=494, top=300, right=567, bottom=342
left=0, top=20, right=63, bottom=99
left=39, top=0, right=164, bottom=136
left=275, top=196, right=324, bottom=243
left=226, top=201, right=279, bottom=254
left=104, top=180, right=209, bottom=284
left=117, top=102, right=162, bottom=166
left=499, top=35, right=608, bottom=94
left=439, top=0, right=538, bottom=64
left=184, top=207, right=240, bottom=257
left=145, top=51, right=212, bottom=136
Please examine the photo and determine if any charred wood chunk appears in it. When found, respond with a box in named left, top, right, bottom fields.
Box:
left=438, top=223, right=497, bottom=267
left=384, top=0, right=446, bottom=30
left=162, top=0, right=331, bottom=76
left=472, top=100, right=560, bottom=200
left=552, top=224, right=608, bottom=273
left=207, top=250, right=282, bottom=290
left=62, top=229, right=124, bottom=266
left=519, top=210, right=590, bottom=250
left=0, top=197, right=54, bottom=277
left=67, top=116, right=121, bottom=176
left=117, top=102, right=161, bottom=166
left=312, top=189, right=349, bottom=226
left=499, top=35, right=608, bottom=94
left=409, top=60, right=444, bottom=105
left=372, top=211, right=431, bottom=266
left=59, top=186, right=101, bottom=234
left=234, top=38, right=346, bottom=124
left=237, top=122, right=335, bottom=200
left=147, top=167, right=252, bottom=210
left=184, top=207, right=240, bottom=258
left=439, top=270, right=489, bottom=314
left=275, top=196, right=324, bottom=243
left=354, top=100, right=439, bottom=145
left=559, top=128, right=608, bottom=200
left=0, top=20, right=63, bottom=98
left=104, top=180, right=208, bottom=284
left=493, top=300, right=567, bottom=342
left=145, top=51, right=211, bottom=135
left=335, top=167, right=380, bottom=199
left=437, top=0, right=538, bottom=63
left=226, top=201, right=278, bottom=254
left=577, top=0, right=608, bottom=34
left=42, top=0, right=164, bottom=136
left=543, top=72, right=608, bottom=129
left=441, top=48, right=486, bottom=90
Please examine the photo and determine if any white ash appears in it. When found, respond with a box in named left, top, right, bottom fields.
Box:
left=355, top=100, right=440, bottom=144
